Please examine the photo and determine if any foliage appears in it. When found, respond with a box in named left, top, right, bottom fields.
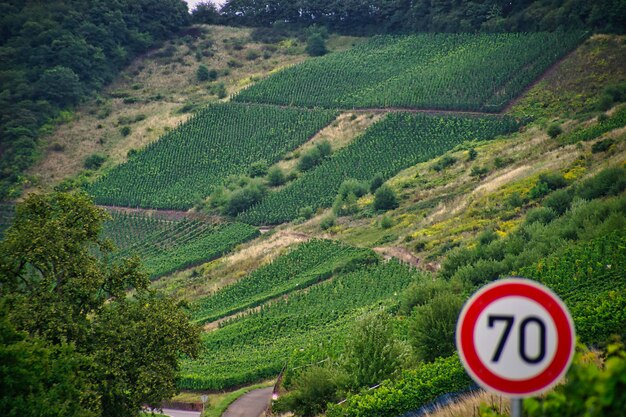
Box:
left=197, top=64, right=210, bottom=82
left=547, top=123, right=563, bottom=138
left=190, top=240, right=376, bottom=324
left=179, top=260, right=423, bottom=390
left=326, top=356, right=472, bottom=417
left=333, top=179, right=369, bottom=216
left=369, top=173, right=384, bottom=193
left=248, top=160, right=269, bottom=178
left=343, top=312, right=407, bottom=388
left=266, top=166, right=286, bottom=186
left=0, top=192, right=200, bottom=417
left=225, top=181, right=267, bottom=216
left=240, top=113, right=520, bottom=224
left=0, top=0, right=190, bottom=199
left=408, top=293, right=464, bottom=362
left=86, top=103, right=337, bottom=210
left=373, top=185, right=399, bottom=211
left=306, top=33, right=327, bottom=57
left=575, top=166, right=626, bottom=201
left=523, top=343, right=626, bottom=417
left=234, top=32, right=583, bottom=111
left=84, top=154, right=107, bottom=170
left=560, top=106, right=626, bottom=144
left=277, top=365, right=346, bottom=417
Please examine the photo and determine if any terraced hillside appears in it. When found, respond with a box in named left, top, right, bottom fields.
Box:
left=86, top=103, right=337, bottom=209
left=103, top=211, right=259, bottom=278
left=239, top=113, right=520, bottom=224
left=235, top=32, right=585, bottom=111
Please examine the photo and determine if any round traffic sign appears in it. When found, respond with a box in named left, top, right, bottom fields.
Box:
left=456, top=278, right=575, bottom=398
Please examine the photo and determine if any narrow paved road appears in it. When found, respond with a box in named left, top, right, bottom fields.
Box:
left=222, top=387, right=273, bottom=417
left=161, top=408, right=201, bottom=417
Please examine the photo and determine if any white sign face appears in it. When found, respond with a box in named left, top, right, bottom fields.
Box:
left=456, top=278, right=575, bottom=398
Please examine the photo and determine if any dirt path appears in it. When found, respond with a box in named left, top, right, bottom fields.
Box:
left=222, top=387, right=273, bottom=417
left=161, top=409, right=200, bottom=417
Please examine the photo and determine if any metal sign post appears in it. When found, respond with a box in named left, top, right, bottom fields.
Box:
left=456, top=278, right=576, bottom=416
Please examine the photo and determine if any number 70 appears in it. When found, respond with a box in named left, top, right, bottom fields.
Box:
left=488, top=315, right=546, bottom=364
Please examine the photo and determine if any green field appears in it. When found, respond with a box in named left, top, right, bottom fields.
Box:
left=86, top=103, right=338, bottom=210
left=234, top=32, right=584, bottom=111
left=239, top=113, right=520, bottom=225
left=104, top=212, right=259, bottom=278
left=190, top=239, right=376, bottom=324
left=179, top=259, right=423, bottom=390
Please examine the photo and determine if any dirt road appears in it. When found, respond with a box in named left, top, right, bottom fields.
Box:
left=222, top=387, right=273, bottom=417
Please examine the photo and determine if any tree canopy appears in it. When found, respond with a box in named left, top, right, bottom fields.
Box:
left=0, top=192, right=200, bottom=417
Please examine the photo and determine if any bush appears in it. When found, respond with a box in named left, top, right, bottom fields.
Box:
left=343, top=313, right=406, bottom=388
left=543, top=189, right=573, bottom=215
left=245, top=49, right=260, bottom=60
left=298, top=206, right=314, bottom=220
left=399, top=279, right=451, bottom=315
left=320, top=215, right=335, bottom=230
left=370, top=173, right=384, bottom=193
left=525, top=207, right=557, bottom=225
left=470, top=165, right=490, bottom=177
left=248, top=160, right=268, bottom=178
left=547, top=123, right=563, bottom=138
left=432, top=155, right=457, bottom=172
left=576, top=167, right=626, bottom=200
left=298, top=147, right=322, bottom=172
left=120, top=126, right=131, bottom=137
left=84, top=154, right=106, bottom=170
left=380, top=215, right=393, bottom=229
left=316, top=140, right=332, bottom=158
left=306, top=33, right=327, bottom=57
left=467, top=148, right=478, bottom=161
left=591, top=138, right=614, bottom=154
left=196, top=64, right=210, bottom=81
left=373, top=185, right=399, bottom=211
left=224, top=182, right=266, bottom=216
left=408, top=293, right=464, bottom=362
left=277, top=365, right=346, bottom=417
left=539, top=172, right=568, bottom=190
left=266, top=166, right=286, bottom=186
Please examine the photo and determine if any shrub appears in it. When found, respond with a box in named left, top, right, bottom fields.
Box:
left=543, top=189, right=573, bottom=215
left=343, top=312, right=406, bottom=388
left=432, top=155, right=457, bottom=172
left=196, top=64, right=210, bottom=81
left=320, top=215, right=335, bottom=230
left=266, top=166, right=286, bottom=186
left=276, top=365, right=346, bottom=417
left=306, top=33, right=327, bottom=57
left=591, top=138, right=614, bottom=154
left=84, top=154, right=106, bottom=170
left=298, top=147, right=321, bottom=172
left=576, top=167, right=626, bottom=200
left=248, top=160, right=268, bottom=178
left=316, top=140, right=332, bottom=158
left=224, top=182, right=266, bottom=216
left=380, top=215, right=393, bottom=229
left=399, top=279, right=451, bottom=315
left=245, top=49, right=260, bottom=60
left=408, top=293, right=464, bottom=362
left=120, top=126, right=131, bottom=137
left=373, top=185, right=399, bottom=211
left=467, top=147, right=478, bottom=161
left=370, top=173, right=384, bottom=193
left=471, top=165, right=490, bottom=177
left=547, top=123, right=563, bottom=138
left=524, top=207, right=557, bottom=225
left=539, top=172, right=568, bottom=190
left=298, top=206, right=314, bottom=220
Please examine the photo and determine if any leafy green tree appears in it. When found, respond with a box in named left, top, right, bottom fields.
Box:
left=408, top=293, right=464, bottom=362
left=343, top=312, right=406, bottom=388
left=298, top=147, right=322, bottom=172
left=373, top=185, right=399, bottom=211
left=37, top=66, right=83, bottom=106
left=248, top=160, right=269, bottom=177
left=266, top=166, right=286, bottom=186
left=306, top=33, right=328, bottom=57
left=197, top=64, right=210, bottom=81
left=370, top=174, right=384, bottom=193
left=0, top=192, right=200, bottom=417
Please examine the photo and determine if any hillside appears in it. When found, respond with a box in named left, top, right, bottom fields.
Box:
left=3, top=20, right=626, bottom=417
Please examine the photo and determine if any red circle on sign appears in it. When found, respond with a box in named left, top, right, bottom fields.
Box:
left=456, top=278, right=575, bottom=397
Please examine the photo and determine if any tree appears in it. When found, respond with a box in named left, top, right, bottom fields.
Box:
left=266, top=166, right=286, bottom=186
left=37, top=66, right=83, bottom=106
left=373, top=185, right=399, bottom=211
left=408, top=293, right=464, bottom=362
left=343, top=312, right=406, bottom=388
left=0, top=192, right=200, bottom=417
left=370, top=173, right=384, bottom=193
left=306, top=33, right=328, bottom=57
left=197, top=64, right=210, bottom=81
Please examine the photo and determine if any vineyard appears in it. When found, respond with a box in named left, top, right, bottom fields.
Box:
left=239, top=113, right=520, bottom=224
left=234, top=32, right=584, bottom=111
left=179, top=259, right=424, bottom=390
left=190, top=239, right=376, bottom=324
left=86, top=103, right=337, bottom=210
left=103, top=211, right=259, bottom=278
left=0, top=204, right=14, bottom=239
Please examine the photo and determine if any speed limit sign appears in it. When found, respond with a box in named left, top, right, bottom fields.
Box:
left=456, top=278, right=575, bottom=398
